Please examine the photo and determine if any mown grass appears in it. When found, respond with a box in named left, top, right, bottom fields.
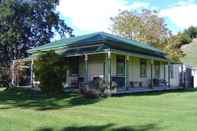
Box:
left=0, top=87, right=197, bottom=131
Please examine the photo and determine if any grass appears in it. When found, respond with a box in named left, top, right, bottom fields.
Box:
left=181, top=38, right=197, bottom=67
left=0, top=88, right=197, bottom=131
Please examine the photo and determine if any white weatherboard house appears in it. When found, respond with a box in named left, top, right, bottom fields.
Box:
left=14, top=32, right=186, bottom=93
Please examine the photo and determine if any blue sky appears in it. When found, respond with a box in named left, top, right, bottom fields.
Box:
left=57, top=0, right=197, bottom=36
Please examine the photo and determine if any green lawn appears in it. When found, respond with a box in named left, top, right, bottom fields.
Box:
left=0, top=88, right=197, bottom=131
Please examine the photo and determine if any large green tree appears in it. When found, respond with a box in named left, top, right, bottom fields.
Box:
left=0, top=0, right=73, bottom=66
left=162, top=35, right=185, bottom=61
left=185, top=26, right=197, bottom=39
left=110, top=9, right=191, bottom=61
left=110, top=9, right=171, bottom=47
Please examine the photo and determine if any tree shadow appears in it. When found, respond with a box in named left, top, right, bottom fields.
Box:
left=36, top=123, right=161, bottom=131
left=114, top=88, right=197, bottom=97
left=0, top=88, right=100, bottom=111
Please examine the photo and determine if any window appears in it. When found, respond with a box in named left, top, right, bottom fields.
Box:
left=154, top=61, right=160, bottom=78
left=170, top=64, right=174, bottom=78
left=140, top=59, right=147, bottom=78
left=116, top=55, right=125, bottom=75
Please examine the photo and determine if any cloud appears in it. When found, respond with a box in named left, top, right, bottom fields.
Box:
left=160, top=2, right=197, bottom=29
left=57, top=0, right=149, bottom=34
left=128, top=2, right=150, bottom=10
left=176, top=0, right=195, bottom=6
left=57, top=0, right=197, bottom=34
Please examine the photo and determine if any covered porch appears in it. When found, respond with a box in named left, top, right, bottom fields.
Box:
left=60, top=45, right=176, bottom=92
left=11, top=46, right=180, bottom=94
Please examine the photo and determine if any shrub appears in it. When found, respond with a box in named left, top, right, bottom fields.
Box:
left=179, top=32, right=192, bottom=45
left=80, top=86, right=100, bottom=99
left=34, top=51, right=68, bottom=95
left=80, top=78, right=117, bottom=98
left=111, top=81, right=118, bottom=90
left=13, top=61, right=30, bottom=86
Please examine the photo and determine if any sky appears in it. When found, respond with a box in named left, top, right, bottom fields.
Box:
left=56, top=0, right=197, bottom=36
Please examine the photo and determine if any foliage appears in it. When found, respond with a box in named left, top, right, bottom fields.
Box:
left=169, top=26, right=197, bottom=50
left=161, top=35, right=184, bottom=61
left=12, top=61, right=28, bottom=86
left=178, top=32, right=192, bottom=46
left=110, top=9, right=196, bottom=61
left=34, top=51, right=68, bottom=95
left=80, top=78, right=118, bottom=98
left=110, top=9, right=171, bottom=47
left=80, top=78, right=108, bottom=98
left=185, top=26, right=197, bottom=39
left=0, top=66, right=10, bottom=81
left=0, top=0, right=73, bottom=66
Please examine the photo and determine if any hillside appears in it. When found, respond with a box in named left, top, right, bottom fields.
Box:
left=181, top=39, right=197, bottom=67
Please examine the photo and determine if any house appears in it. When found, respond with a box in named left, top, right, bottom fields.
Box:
left=12, top=32, right=185, bottom=93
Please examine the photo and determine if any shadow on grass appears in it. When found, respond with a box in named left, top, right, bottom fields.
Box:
left=37, top=123, right=161, bottom=131
left=114, top=88, right=197, bottom=97
left=0, top=88, right=100, bottom=111
left=1, top=87, right=195, bottom=110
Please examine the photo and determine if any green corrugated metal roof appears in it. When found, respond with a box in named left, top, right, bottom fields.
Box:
left=28, top=32, right=166, bottom=57
left=27, top=32, right=100, bottom=53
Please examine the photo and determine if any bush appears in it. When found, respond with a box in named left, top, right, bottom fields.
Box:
left=34, top=51, right=68, bottom=95
left=80, top=78, right=117, bottom=99
left=111, top=81, right=118, bottom=90
left=80, top=86, right=100, bottom=99
left=179, top=32, right=192, bottom=45
left=185, top=26, right=197, bottom=39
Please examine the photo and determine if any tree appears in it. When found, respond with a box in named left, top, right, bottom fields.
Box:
left=0, top=0, right=73, bottom=66
left=110, top=10, right=143, bottom=40
left=178, top=32, right=192, bottom=47
left=34, top=51, right=68, bottom=95
left=185, top=26, right=197, bottom=39
left=110, top=9, right=171, bottom=47
left=110, top=9, right=193, bottom=61
left=162, top=35, right=185, bottom=62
